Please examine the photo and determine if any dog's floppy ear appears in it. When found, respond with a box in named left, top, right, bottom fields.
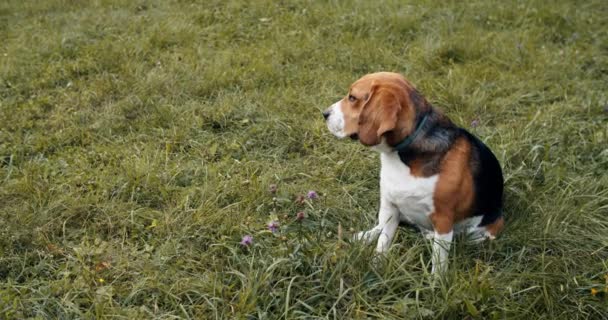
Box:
left=358, top=85, right=401, bottom=146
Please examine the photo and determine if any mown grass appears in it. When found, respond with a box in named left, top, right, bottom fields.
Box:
left=1, top=0, right=607, bottom=318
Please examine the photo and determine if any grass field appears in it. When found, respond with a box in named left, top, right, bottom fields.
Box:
left=1, top=0, right=607, bottom=318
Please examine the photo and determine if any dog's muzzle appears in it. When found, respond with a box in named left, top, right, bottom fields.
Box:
left=322, top=110, right=331, bottom=120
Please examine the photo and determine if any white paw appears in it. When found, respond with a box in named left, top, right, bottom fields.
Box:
left=466, top=229, right=496, bottom=243
left=353, top=227, right=381, bottom=244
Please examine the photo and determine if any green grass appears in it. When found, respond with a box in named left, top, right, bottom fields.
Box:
left=1, top=0, right=607, bottom=318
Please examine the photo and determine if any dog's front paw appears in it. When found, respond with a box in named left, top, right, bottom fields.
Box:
left=423, top=230, right=435, bottom=240
left=352, top=226, right=381, bottom=244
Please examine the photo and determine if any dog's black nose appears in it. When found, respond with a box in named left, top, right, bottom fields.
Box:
left=322, top=111, right=331, bottom=120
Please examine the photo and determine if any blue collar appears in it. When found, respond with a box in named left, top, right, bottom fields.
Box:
left=393, top=113, right=429, bottom=152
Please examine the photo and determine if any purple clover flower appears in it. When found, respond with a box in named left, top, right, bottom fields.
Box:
left=307, top=190, right=318, bottom=199
left=268, top=221, right=280, bottom=233
left=296, top=211, right=305, bottom=221
left=240, top=235, right=253, bottom=246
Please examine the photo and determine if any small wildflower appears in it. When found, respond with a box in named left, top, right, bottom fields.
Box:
left=591, top=288, right=599, bottom=296
left=330, top=253, right=338, bottom=264
left=269, top=184, right=277, bottom=194
left=240, top=235, right=253, bottom=246
left=307, top=190, right=318, bottom=199
left=471, top=119, right=480, bottom=128
left=98, top=278, right=105, bottom=284
left=95, top=261, right=111, bottom=272
left=268, top=221, right=280, bottom=233
left=46, top=243, right=63, bottom=255
left=295, top=195, right=305, bottom=205
left=147, top=219, right=158, bottom=229
left=296, top=211, right=305, bottom=221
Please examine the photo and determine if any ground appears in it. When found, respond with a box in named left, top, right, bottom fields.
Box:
left=1, top=0, right=607, bottom=318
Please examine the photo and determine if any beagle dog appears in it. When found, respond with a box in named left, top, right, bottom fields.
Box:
left=323, top=72, right=504, bottom=273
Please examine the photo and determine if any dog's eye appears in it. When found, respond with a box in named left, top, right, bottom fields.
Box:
left=348, top=95, right=357, bottom=102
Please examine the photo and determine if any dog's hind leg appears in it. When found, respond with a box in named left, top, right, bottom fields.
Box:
left=430, top=213, right=454, bottom=274
left=430, top=230, right=453, bottom=274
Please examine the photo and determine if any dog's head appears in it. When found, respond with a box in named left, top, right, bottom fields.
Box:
left=323, top=72, right=426, bottom=147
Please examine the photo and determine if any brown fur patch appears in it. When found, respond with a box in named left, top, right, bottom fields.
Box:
left=406, top=158, right=427, bottom=177
left=429, top=137, right=475, bottom=233
left=401, top=153, right=444, bottom=178
left=358, top=87, right=400, bottom=145
left=484, top=216, right=504, bottom=238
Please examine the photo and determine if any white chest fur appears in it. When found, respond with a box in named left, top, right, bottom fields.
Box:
left=380, top=152, right=438, bottom=231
